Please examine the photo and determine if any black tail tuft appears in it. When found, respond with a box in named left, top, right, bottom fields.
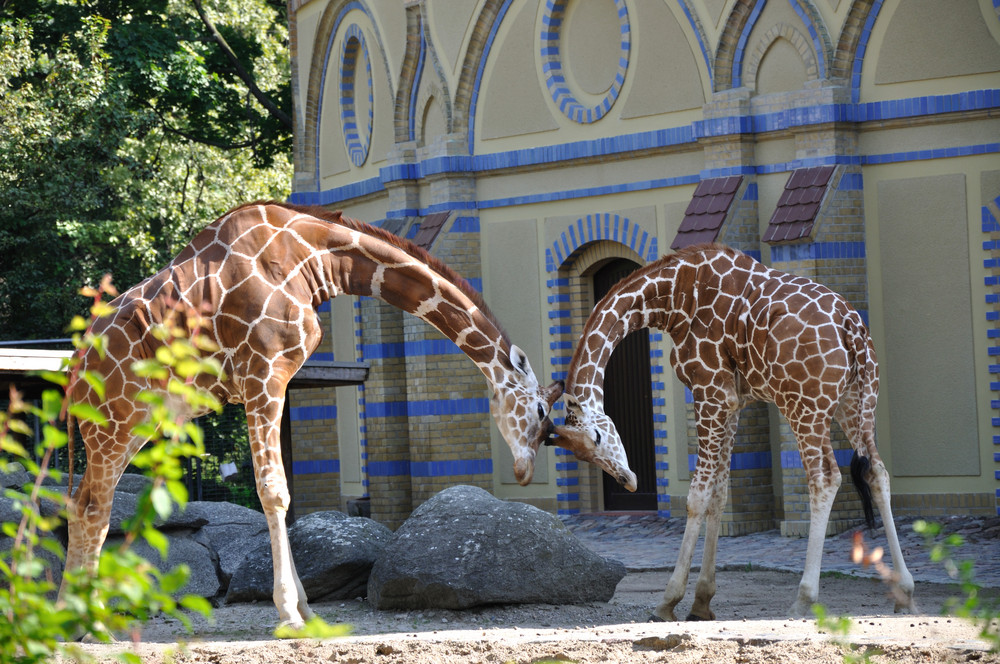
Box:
left=850, top=451, right=875, bottom=530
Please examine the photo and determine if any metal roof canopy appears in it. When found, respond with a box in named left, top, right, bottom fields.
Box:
left=0, top=349, right=369, bottom=394
left=0, top=348, right=367, bottom=522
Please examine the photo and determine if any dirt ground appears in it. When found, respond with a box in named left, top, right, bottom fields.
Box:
left=77, top=569, right=1000, bottom=663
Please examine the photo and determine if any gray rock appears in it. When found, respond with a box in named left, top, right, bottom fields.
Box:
left=226, top=511, right=391, bottom=604
left=186, top=502, right=268, bottom=583
left=0, top=461, right=31, bottom=489
left=367, top=485, right=626, bottom=610
left=115, top=473, right=152, bottom=494
left=112, top=532, right=221, bottom=599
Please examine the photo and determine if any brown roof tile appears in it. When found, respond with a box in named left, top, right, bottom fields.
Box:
left=672, top=176, right=744, bottom=250
left=411, top=211, right=451, bottom=250
left=763, top=166, right=836, bottom=246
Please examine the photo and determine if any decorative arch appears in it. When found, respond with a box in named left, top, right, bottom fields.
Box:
left=545, top=226, right=670, bottom=516
left=412, top=13, right=454, bottom=141
left=786, top=0, right=832, bottom=80
left=301, top=0, right=395, bottom=187
left=454, top=0, right=512, bottom=152
left=340, top=25, right=373, bottom=166
left=831, top=0, right=879, bottom=83
left=743, top=23, right=819, bottom=92
left=545, top=212, right=659, bottom=273
left=676, top=0, right=716, bottom=91
left=394, top=4, right=424, bottom=143
left=415, top=81, right=450, bottom=146
left=538, top=0, right=631, bottom=124
left=714, top=0, right=765, bottom=91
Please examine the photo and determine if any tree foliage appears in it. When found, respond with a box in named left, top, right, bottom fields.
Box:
left=0, top=0, right=292, bottom=340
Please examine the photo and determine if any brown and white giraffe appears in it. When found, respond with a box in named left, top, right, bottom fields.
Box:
left=551, top=244, right=914, bottom=620
left=62, top=201, right=563, bottom=628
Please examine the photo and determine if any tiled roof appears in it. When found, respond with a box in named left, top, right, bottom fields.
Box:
left=671, top=176, right=743, bottom=250
left=411, top=211, right=450, bottom=250
left=762, top=166, right=835, bottom=244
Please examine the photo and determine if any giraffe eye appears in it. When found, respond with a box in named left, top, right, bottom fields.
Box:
left=536, top=404, right=545, bottom=420
left=594, top=431, right=602, bottom=446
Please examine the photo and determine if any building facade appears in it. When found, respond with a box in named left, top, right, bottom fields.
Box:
left=284, top=0, right=1000, bottom=532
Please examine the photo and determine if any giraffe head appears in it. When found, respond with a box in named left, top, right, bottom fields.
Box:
left=490, top=345, right=564, bottom=485
left=548, top=392, right=638, bottom=492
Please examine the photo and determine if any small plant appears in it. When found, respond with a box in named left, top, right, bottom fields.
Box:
left=913, top=519, right=999, bottom=652
left=1, top=278, right=214, bottom=663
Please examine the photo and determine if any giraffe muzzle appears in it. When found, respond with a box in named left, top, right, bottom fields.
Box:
left=513, top=455, right=535, bottom=485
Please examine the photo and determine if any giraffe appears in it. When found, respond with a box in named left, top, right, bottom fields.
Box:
left=550, top=244, right=914, bottom=621
left=62, top=201, right=563, bottom=629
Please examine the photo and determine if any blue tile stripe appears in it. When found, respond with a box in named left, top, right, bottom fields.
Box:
left=769, top=241, right=866, bottom=262
left=411, top=458, right=493, bottom=477
left=408, top=29, right=426, bottom=142
left=779, top=448, right=854, bottom=469
left=358, top=338, right=466, bottom=359
left=677, top=0, right=713, bottom=89
left=688, top=451, right=774, bottom=473
left=984, top=197, right=1000, bottom=515
left=292, top=459, right=340, bottom=475
left=364, top=398, right=489, bottom=419
left=290, top=405, right=337, bottom=421
left=292, top=90, right=1000, bottom=211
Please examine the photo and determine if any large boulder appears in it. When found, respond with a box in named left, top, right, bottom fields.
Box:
left=367, top=485, right=626, bottom=610
left=226, top=510, right=391, bottom=604
left=111, top=532, right=222, bottom=599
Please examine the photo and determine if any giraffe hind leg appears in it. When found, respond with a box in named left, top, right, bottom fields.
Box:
left=835, top=386, right=915, bottom=612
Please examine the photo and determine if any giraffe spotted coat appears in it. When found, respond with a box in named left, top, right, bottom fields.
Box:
left=553, top=244, right=913, bottom=621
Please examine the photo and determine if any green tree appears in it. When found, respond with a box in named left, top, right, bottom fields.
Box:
left=0, top=0, right=292, bottom=341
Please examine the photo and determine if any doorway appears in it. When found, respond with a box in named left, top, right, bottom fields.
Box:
left=592, top=259, right=657, bottom=511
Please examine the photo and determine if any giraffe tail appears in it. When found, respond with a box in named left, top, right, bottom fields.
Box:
left=850, top=451, right=875, bottom=529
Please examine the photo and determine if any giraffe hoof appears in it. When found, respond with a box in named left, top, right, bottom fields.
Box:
left=648, top=614, right=666, bottom=623
left=685, top=612, right=712, bottom=621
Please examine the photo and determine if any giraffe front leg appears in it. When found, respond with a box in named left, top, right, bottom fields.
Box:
left=652, top=495, right=706, bottom=622
left=688, top=411, right=736, bottom=621
left=247, top=401, right=311, bottom=630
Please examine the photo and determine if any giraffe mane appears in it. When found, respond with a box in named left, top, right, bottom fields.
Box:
left=228, top=201, right=512, bottom=347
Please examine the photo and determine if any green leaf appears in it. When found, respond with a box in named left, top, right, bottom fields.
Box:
left=80, top=369, right=106, bottom=400
left=131, top=359, right=169, bottom=380
left=273, top=615, right=352, bottom=640
left=150, top=485, right=174, bottom=520
left=69, top=402, right=109, bottom=426
left=142, top=527, right=169, bottom=560
left=180, top=594, right=213, bottom=617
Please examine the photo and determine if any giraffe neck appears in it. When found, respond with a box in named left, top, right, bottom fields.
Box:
left=270, top=204, right=516, bottom=388
left=568, top=258, right=691, bottom=407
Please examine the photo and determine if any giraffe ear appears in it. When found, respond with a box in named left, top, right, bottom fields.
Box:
left=509, top=344, right=532, bottom=377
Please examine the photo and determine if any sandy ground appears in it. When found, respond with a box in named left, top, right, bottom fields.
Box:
left=76, top=569, right=1000, bottom=663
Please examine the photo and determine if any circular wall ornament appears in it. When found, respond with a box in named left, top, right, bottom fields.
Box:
left=340, top=25, right=373, bottom=167
left=540, top=0, right=630, bottom=124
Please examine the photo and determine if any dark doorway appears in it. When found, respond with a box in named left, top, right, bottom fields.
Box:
left=593, top=260, right=657, bottom=511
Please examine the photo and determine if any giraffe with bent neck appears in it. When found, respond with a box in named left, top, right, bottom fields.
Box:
left=63, top=201, right=563, bottom=628
left=552, top=244, right=914, bottom=620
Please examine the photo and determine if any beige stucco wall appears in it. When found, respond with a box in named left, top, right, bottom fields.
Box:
left=288, top=0, right=1000, bottom=521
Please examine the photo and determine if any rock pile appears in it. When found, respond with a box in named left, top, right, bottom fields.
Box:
left=1, top=468, right=625, bottom=611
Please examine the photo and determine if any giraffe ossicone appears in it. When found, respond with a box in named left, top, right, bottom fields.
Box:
left=553, top=243, right=914, bottom=620
left=61, top=201, right=561, bottom=629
